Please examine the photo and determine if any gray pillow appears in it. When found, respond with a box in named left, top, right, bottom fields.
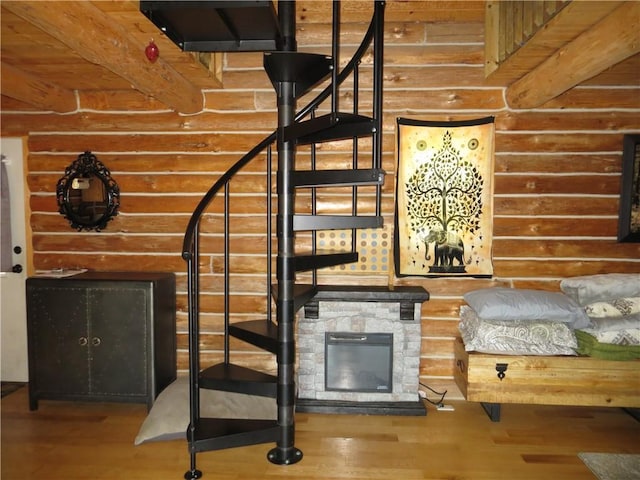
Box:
left=458, top=305, right=577, bottom=356
left=463, top=287, right=591, bottom=329
left=135, top=376, right=277, bottom=445
left=560, top=274, right=640, bottom=306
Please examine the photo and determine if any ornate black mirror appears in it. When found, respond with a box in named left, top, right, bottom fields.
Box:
left=56, top=151, right=120, bottom=231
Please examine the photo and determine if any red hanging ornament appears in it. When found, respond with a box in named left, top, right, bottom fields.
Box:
left=145, top=40, right=159, bottom=63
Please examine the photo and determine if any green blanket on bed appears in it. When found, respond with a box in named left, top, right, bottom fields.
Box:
left=575, top=330, right=640, bottom=361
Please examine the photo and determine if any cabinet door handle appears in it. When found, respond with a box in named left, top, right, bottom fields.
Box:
left=91, top=337, right=101, bottom=347
left=78, top=337, right=88, bottom=346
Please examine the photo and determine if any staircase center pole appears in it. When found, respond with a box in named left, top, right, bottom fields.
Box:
left=268, top=0, right=303, bottom=466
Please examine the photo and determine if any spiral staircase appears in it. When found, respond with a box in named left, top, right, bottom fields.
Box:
left=141, top=1, right=386, bottom=478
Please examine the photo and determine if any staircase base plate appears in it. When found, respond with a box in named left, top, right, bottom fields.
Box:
left=184, top=469, right=202, bottom=480
left=267, top=446, right=303, bottom=465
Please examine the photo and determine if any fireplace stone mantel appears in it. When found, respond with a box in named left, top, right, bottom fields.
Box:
left=303, top=285, right=430, bottom=321
left=307, top=285, right=430, bottom=302
left=296, top=285, right=429, bottom=416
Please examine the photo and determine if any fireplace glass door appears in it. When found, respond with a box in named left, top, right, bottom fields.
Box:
left=325, top=332, right=393, bottom=393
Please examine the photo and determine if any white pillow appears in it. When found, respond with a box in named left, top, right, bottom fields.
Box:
left=135, top=376, right=277, bottom=445
left=581, top=328, right=640, bottom=346
left=584, top=297, right=640, bottom=318
left=560, top=274, right=640, bottom=306
left=463, top=287, right=591, bottom=329
left=583, top=313, right=640, bottom=333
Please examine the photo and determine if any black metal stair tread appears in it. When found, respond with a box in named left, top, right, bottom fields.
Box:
left=293, top=168, right=385, bottom=188
left=264, top=52, right=333, bottom=99
left=140, top=1, right=281, bottom=52
left=295, top=251, right=358, bottom=272
left=271, top=284, right=318, bottom=312
left=199, top=363, right=276, bottom=398
left=191, top=417, right=279, bottom=453
left=285, top=112, right=375, bottom=145
left=229, top=320, right=278, bottom=354
left=293, top=214, right=384, bottom=231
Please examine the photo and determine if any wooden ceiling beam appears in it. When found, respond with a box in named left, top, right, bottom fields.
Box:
left=0, top=61, right=76, bottom=113
left=485, top=1, right=623, bottom=85
left=3, top=1, right=203, bottom=114
left=506, top=1, right=640, bottom=109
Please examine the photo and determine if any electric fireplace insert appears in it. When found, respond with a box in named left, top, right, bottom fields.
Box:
left=325, top=332, right=393, bottom=393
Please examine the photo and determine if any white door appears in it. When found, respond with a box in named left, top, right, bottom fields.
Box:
left=1, top=137, right=29, bottom=382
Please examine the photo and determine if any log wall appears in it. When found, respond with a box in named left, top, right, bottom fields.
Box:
left=2, top=3, right=639, bottom=398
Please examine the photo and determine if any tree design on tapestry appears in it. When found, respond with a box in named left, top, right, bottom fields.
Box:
left=404, top=131, right=484, bottom=273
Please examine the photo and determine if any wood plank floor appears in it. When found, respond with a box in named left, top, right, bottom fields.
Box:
left=2, top=386, right=639, bottom=480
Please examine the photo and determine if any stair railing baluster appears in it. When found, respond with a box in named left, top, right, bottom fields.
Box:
left=186, top=219, right=202, bottom=480
left=224, top=184, right=230, bottom=364
left=352, top=62, right=360, bottom=252
left=310, top=107, right=317, bottom=287
left=372, top=0, right=384, bottom=215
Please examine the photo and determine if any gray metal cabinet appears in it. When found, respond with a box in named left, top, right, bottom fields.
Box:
left=26, top=272, right=176, bottom=410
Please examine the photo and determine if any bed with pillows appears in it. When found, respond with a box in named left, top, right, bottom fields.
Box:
left=454, top=273, right=640, bottom=421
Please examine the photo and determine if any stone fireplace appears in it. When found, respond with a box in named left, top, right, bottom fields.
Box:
left=296, top=285, right=429, bottom=415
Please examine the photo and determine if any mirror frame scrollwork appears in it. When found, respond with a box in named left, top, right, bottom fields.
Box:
left=56, top=151, right=120, bottom=231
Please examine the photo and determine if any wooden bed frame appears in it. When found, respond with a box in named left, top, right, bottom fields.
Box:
left=453, top=337, right=640, bottom=421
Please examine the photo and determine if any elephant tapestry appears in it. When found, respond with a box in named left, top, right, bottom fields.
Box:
left=394, top=117, right=495, bottom=277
